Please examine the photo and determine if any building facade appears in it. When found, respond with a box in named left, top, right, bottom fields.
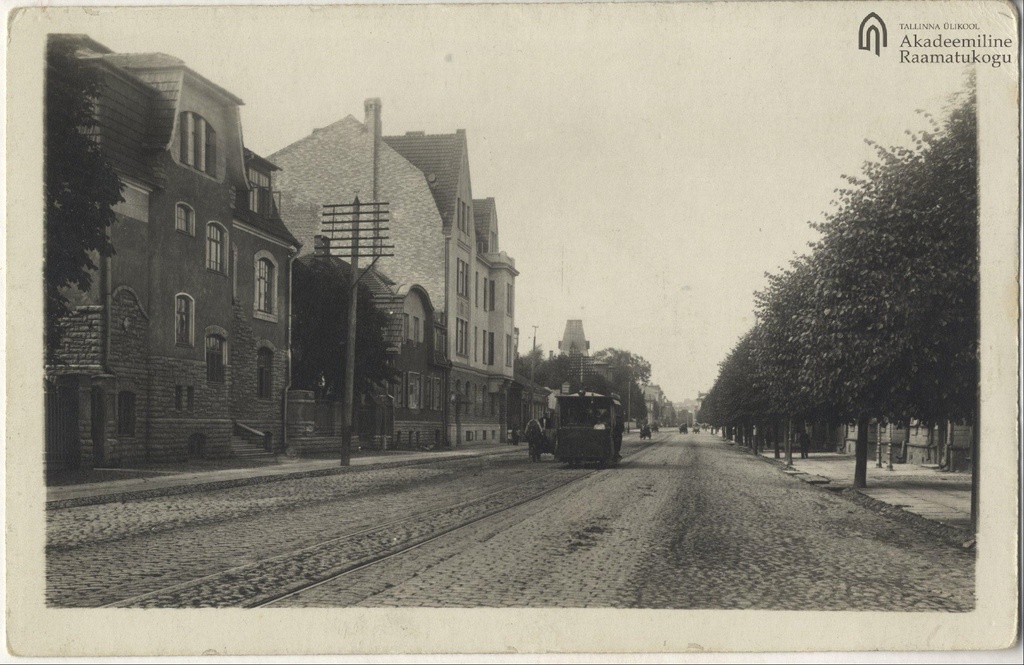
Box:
left=45, top=37, right=297, bottom=469
left=382, top=121, right=518, bottom=445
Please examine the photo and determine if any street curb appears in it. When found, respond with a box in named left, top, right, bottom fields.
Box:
left=46, top=448, right=514, bottom=511
left=740, top=443, right=975, bottom=549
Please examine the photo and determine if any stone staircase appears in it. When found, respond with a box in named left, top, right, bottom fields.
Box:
left=231, top=422, right=277, bottom=464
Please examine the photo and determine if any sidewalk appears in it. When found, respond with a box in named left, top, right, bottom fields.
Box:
left=47, top=442, right=518, bottom=508
left=756, top=449, right=972, bottom=531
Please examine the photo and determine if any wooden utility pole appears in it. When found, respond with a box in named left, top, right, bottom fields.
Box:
left=321, top=197, right=393, bottom=466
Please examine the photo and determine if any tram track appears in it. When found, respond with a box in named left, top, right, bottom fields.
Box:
left=254, top=435, right=668, bottom=608
left=99, top=435, right=667, bottom=608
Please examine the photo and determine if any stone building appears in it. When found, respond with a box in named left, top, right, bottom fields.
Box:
left=270, top=100, right=517, bottom=445
left=45, top=36, right=298, bottom=469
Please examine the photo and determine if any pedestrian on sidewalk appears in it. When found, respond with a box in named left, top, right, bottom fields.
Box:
left=799, top=428, right=810, bottom=459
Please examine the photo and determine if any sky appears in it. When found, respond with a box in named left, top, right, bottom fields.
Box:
left=47, top=2, right=976, bottom=404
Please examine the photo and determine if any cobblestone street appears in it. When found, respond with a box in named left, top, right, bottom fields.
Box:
left=47, top=433, right=974, bottom=610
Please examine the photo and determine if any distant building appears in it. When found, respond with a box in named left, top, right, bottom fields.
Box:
left=642, top=384, right=665, bottom=424
left=558, top=319, right=593, bottom=384
left=559, top=319, right=590, bottom=355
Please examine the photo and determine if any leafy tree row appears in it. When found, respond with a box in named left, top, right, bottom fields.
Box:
left=701, top=74, right=978, bottom=489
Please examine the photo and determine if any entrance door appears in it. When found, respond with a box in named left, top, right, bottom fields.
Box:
left=91, top=387, right=105, bottom=467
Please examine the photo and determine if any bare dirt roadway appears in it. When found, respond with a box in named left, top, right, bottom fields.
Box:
left=47, top=432, right=973, bottom=610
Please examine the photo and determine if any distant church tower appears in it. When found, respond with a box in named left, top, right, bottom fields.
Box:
left=558, top=319, right=590, bottom=356
left=559, top=319, right=592, bottom=386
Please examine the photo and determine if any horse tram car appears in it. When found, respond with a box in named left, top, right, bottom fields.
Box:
left=553, top=391, right=624, bottom=467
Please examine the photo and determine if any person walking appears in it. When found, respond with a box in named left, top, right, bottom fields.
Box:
left=799, top=427, right=811, bottom=459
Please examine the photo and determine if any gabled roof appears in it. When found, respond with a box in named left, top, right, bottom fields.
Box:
left=472, top=197, right=495, bottom=244
left=99, top=52, right=243, bottom=154
left=382, top=130, right=466, bottom=230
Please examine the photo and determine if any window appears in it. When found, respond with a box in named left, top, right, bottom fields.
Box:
left=457, top=198, right=469, bottom=234
left=413, top=316, right=421, bottom=344
left=506, top=334, right=513, bottom=366
left=456, top=259, right=469, bottom=297
left=187, top=386, right=195, bottom=412
left=433, top=377, right=442, bottom=411
left=481, top=278, right=487, bottom=310
left=488, top=332, right=495, bottom=366
left=424, top=375, right=432, bottom=411
left=507, top=283, right=514, bottom=316
left=248, top=167, right=272, bottom=215
left=403, top=314, right=410, bottom=342
left=408, top=373, right=421, bottom=410
left=474, top=272, right=479, bottom=307
left=175, top=385, right=184, bottom=411
left=206, top=334, right=226, bottom=383
left=206, top=223, right=226, bottom=273
left=435, top=327, right=447, bottom=356
left=456, top=318, right=468, bottom=356
left=175, top=294, right=194, bottom=346
left=175, top=203, right=195, bottom=236
left=255, top=256, right=275, bottom=314
left=257, top=348, right=273, bottom=399
left=474, top=327, right=479, bottom=362
left=489, top=280, right=496, bottom=312
left=179, top=112, right=216, bottom=175
left=117, top=391, right=135, bottom=436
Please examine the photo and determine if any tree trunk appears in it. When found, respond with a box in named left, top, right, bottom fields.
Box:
left=784, top=417, right=793, bottom=467
left=854, top=416, right=869, bottom=488
left=938, top=419, right=949, bottom=470
left=876, top=420, right=884, bottom=468
left=971, top=415, right=979, bottom=534
left=773, top=420, right=780, bottom=459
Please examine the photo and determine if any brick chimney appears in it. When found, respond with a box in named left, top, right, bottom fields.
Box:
left=314, top=234, right=331, bottom=257
left=364, top=98, right=382, bottom=138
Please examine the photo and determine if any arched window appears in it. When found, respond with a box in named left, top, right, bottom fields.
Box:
left=205, top=334, right=226, bottom=383
left=179, top=112, right=217, bottom=176
left=253, top=251, right=278, bottom=319
left=174, top=294, right=194, bottom=347
left=175, top=203, right=195, bottom=236
left=206, top=223, right=226, bottom=273
left=257, top=348, right=273, bottom=399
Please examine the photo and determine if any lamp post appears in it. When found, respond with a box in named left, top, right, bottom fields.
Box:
left=450, top=392, right=462, bottom=449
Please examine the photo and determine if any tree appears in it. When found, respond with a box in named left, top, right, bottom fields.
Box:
left=593, top=348, right=651, bottom=420
left=514, top=344, right=545, bottom=380
left=45, top=36, right=124, bottom=362
left=291, top=258, right=394, bottom=397
left=706, top=74, right=978, bottom=489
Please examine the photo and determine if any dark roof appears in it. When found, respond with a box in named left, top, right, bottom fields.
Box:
left=244, top=148, right=280, bottom=172
left=98, top=56, right=182, bottom=153
left=382, top=130, right=466, bottom=230
left=513, top=371, right=551, bottom=395
left=233, top=201, right=300, bottom=247
left=49, top=33, right=113, bottom=56
left=298, top=255, right=397, bottom=301
left=472, top=197, right=495, bottom=244
left=89, top=60, right=162, bottom=186
left=233, top=151, right=298, bottom=246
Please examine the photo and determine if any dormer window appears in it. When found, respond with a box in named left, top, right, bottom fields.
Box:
left=179, top=112, right=217, bottom=176
left=247, top=166, right=272, bottom=216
